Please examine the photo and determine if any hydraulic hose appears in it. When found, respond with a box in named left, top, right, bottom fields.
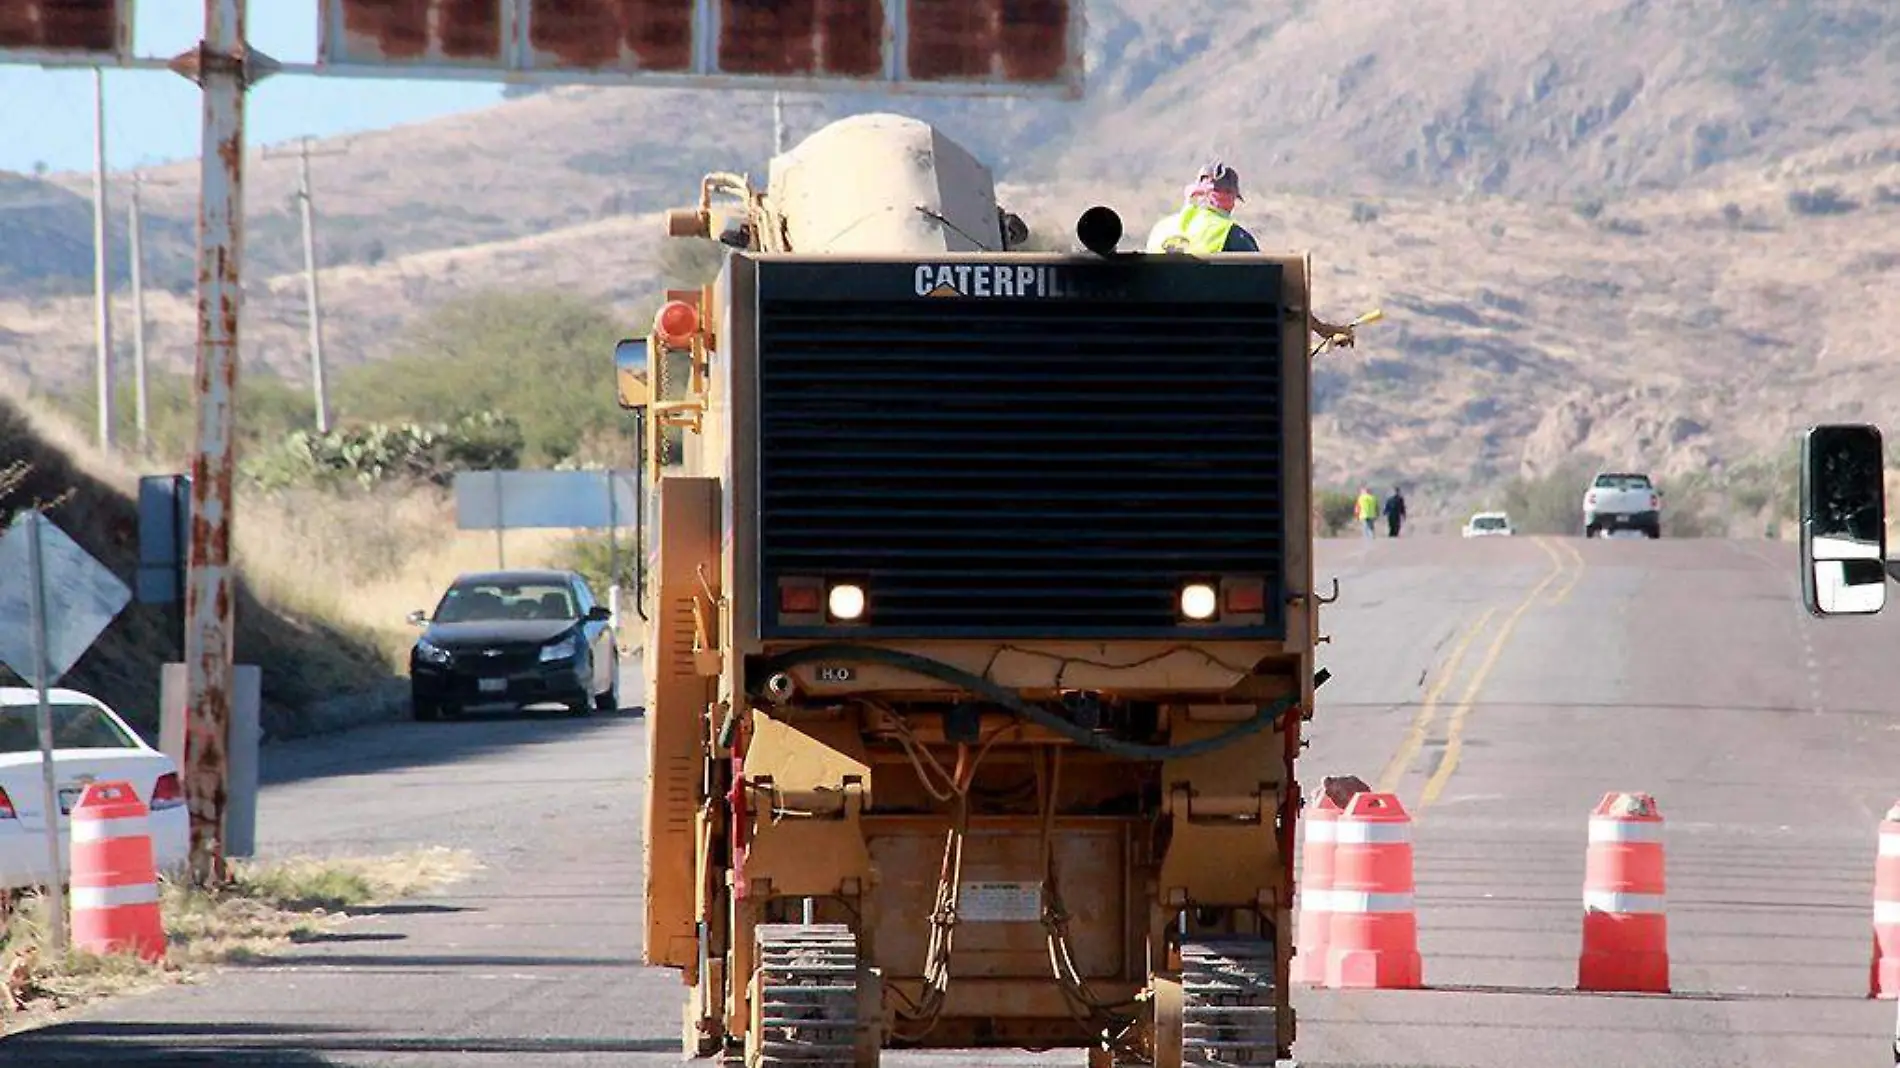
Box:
left=751, top=643, right=1331, bottom=761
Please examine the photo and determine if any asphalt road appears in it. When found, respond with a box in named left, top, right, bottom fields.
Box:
left=6, top=535, right=1900, bottom=1066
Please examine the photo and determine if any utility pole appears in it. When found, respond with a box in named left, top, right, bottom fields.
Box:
left=92, top=66, right=115, bottom=451
left=262, top=136, right=346, bottom=433
left=128, top=173, right=149, bottom=452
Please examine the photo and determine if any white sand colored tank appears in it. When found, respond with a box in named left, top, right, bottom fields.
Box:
left=765, top=112, right=1003, bottom=255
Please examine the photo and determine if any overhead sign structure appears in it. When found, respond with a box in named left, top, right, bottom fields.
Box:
left=318, top=0, right=1085, bottom=97
left=0, top=0, right=134, bottom=62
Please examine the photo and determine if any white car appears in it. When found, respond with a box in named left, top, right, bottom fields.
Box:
left=0, top=688, right=189, bottom=891
left=1463, top=511, right=1515, bottom=537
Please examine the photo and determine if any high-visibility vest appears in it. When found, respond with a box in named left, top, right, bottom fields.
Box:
left=1145, top=204, right=1236, bottom=254
left=1357, top=492, right=1378, bottom=520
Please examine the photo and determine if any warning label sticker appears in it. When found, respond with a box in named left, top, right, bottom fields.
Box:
left=958, top=881, right=1044, bottom=923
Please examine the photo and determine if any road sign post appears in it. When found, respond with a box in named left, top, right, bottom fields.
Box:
left=25, top=514, right=64, bottom=951
left=0, top=510, right=134, bottom=952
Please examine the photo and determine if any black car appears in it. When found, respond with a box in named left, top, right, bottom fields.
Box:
left=406, top=569, right=619, bottom=721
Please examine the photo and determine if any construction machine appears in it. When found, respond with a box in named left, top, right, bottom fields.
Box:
left=614, top=111, right=1352, bottom=1067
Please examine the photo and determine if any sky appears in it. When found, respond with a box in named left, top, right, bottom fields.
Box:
left=0, top=0, right=505, bottom=175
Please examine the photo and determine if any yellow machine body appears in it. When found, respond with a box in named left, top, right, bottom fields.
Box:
left=619, top=113, right=1327, bottom=1068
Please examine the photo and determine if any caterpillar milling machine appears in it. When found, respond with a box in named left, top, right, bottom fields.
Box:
left=613, top=112, right=1336, bottom=1067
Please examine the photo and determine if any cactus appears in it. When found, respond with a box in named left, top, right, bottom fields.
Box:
left=241, top=411, right=525, bottom=492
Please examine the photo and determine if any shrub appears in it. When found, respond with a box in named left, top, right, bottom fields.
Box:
left=333, top=289, right=635, bottom=467
left=1787, top=186, right=1859, bottom=216
left=1500, top=459, right=1600, bottom=534
left=1316, top=489, right=1358, bottom=536
left=240, top=411, right=524, bottom=492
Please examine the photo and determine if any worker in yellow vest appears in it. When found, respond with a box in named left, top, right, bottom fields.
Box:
left=1355, top=485, right=1379, bottom=539
left=1146, top=161, right=1358, bottom=349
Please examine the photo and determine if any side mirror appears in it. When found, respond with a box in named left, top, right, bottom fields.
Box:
left=1799, top=423, right=1887, bottom=617
left=586, top=605, right=613, bottom=622
left=406, top=609, right=428, bottom=626
left=614, top=337, right=649, bottom=411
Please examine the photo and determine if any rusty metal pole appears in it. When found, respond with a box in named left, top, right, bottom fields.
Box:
left=179, top=0, right=253, bottom=890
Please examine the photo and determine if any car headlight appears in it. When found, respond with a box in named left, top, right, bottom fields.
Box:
left=415, top=639, right=451, bottom=666
left=539, top=635, right=579, bottom=662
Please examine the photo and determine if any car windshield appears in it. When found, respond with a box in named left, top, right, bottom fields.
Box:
left=1593, top=473, right=1652, bottom=490
left=0, top=702, right=140, bottom=753
left=1474, top=516, right=1506, bottom=529
left=433, top=582, right=577, bottom=623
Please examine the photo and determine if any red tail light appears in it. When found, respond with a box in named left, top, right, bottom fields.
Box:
left=1586, top=491, right=1597, bottom=505
left=0, top=787, right=15, bottom=820
left=151, top=772, right=183, bottom=810
left=1223, top=579, right=1266, bottom=615
left=1649, top=494, right=1659, bottom=509
left=779, top=583, right=822, bottom=614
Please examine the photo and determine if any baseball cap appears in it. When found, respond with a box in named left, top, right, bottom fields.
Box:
left=1197, top=160, right=1243, bottom=201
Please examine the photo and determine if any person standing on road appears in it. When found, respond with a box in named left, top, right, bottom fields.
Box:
left=1355, top=485, right=1378, bottom=539
left=1384, top=486, right=1407, bottom=538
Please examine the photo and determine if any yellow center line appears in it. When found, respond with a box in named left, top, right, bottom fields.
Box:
left=1548, top=535, right=1586, bottom=604
left=1416, top=536, right=1567, bottom=811
left=1372, top=606, right=1498, bottom=795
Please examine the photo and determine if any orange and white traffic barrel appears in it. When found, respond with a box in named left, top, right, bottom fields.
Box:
left=1577, top=790, right=1668, bottom=993
left=1292, top=791, right=1344, bottom=986
left=1325, top=792, right=1422, bottom=989
left=1871, top=801, right=1900, bottom=998
left=70, top=780, right=167, bottom=962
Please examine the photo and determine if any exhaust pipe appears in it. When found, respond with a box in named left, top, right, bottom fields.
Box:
left=1076, top=205, right=1123, bottom=258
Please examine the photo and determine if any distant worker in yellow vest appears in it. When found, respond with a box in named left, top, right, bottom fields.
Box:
left=1355, top=485, right=1379, bottom=539
left=1146, top=160, right=1358, bottom=349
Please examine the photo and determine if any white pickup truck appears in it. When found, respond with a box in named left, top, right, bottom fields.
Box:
left=1583, top=471, right=1661, bottom=538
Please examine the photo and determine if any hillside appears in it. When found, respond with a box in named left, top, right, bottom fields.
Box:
left=0, top=391, right=395, bottom=740
left=2, top=0, right=1899, bottom=521
left=10, top=0, right=1899, bottom=298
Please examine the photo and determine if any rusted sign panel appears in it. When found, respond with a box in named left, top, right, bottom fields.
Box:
left=320, top=0, right=510, bottom=67
left=906, top=0, right=1074, bottom=83
left=320, top=0, right=1083, bottom=93
left=524, top=0, right=695, bottom=72
left=716, top=0, right=883, bottom=79
left=0, top=0, right=133, bottom=57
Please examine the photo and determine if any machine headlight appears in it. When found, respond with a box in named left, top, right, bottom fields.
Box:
left=539, top=635, right=579, bottom=662
left=415, top=638, right=451, bottom=666
left=1179, top=583, right=1218, bottom=621
left=827, top=583, right=866, bottom=621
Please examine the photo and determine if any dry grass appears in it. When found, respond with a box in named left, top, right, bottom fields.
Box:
left=233, top=485, right=576, bottom=671
left=0, top=848, right=478, bottom=1033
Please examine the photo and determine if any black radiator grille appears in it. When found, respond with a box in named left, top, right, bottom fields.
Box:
left=754, top=260, right=1290, bottom=639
